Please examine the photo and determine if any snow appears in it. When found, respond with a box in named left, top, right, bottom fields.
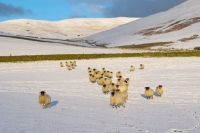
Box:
left=86, top=0, right=200, bottom=49
left=0, top=57, right=200, bottom=133
left=0, top=37, right=151, bottom=56
left=0, top=17, right=138, bottom=40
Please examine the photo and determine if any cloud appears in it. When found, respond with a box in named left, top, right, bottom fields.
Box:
left=102, top=0, right=187, bottom=17
left=65, top=0, right=186, bottom=18
left=0, top=2, right=33, bottom=16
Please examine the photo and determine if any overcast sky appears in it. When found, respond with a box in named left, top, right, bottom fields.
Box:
left=0, top=0, right=186, bottom=22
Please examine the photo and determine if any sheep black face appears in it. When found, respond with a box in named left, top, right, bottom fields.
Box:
left=112, top=83, right=115, bottom=86
left=103, top=84, right=106, bottom=87
left=111, top=92, right=115, bottom=96
left=117, top=79, right=120, bottom=81
left=40, top=91, right=45, bottom=96
left=116, top=85, right=119, bottom=88
left=126, top=78, right=129, bottom=81
left=116, top=89, right=120, bottom=92
left=158, top=85, right=162, bottom=88
left=145, top=87, right=150, bottom=90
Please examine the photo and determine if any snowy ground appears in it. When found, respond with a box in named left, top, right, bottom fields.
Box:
left=0, top=57, right=200, bottom=133
left=0, top=37, right=150, bottom=56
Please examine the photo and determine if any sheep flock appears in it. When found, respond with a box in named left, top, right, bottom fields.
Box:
left=39, top=62, right=164, bottom=109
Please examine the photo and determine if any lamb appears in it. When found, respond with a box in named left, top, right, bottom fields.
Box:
left=38, top=91, right=51, bottom=109
left=110, top=91, right=125, bottom=108
left=140, top=64, right=144, bottom=69
left=94, top=71, right=101, bottom=79
left=156, top=85, right=164, bottom=97
left=88, top=70, right=94, bottom=75
left=116, top=89, right=128, bottom=102
left=116, top=71, right=122, bottom=78
left=71, top=63, right=75, bottom=69
left=130, top=65, right=135, bottom=71
left=60, top=62, right=64, bottom=67
left=144, top=87, right=154, bottom=99
left=102, top=84, right=110, bottom=94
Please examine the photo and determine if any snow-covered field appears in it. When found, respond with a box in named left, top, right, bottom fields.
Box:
left=0, top=57, right=200, bottom=133
left=0, top=37, right=150, bottom=56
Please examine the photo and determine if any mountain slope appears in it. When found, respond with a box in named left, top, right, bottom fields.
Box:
left=0, top=17, right=138, bottom=40
left=85, top=0, right=200, bottom=49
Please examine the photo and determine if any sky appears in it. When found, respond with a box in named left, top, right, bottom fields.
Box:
left=0, top=0, right=186, bottom=22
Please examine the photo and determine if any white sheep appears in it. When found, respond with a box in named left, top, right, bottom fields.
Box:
left=101, top=68, right=106, bottom=74
left=116, top=89, right=128, bottom=102
left=38, top=91, right=51, bottom=109
left=104, top=78, right=112, bottom=85
left=110, top=91, right=125, bottom=109
left=156, top=85, right=164, bottom=97
left=65, top=62, right=69, bottom=66
left=102, top=84, right=110, bottom=94
left=130, top=65, right=135, bottom=71
left=116, top=84, right=128, bottom=92
left=60, top=62, right=64, bottom=67
left=67, top=65, right=72, bottom=71
left=89, top=74, right=96, bottom=83
left=88, top=67, right=92, bottom=73
left=97, top=77, right=104, bottom=85
left=116, top=71, right=122, bottom=78
left=144, top=87, right=154, bottom=99
left=140, top=64, right=144, bottom=69
left=73, top=61, right=77, bottom=66
left=108, top=71, right=113, bottom=78
left=111, top=83, right=117, bottom=91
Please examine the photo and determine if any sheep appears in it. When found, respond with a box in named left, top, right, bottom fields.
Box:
left=94, top=71, right=101, bottom=79
left=93, top=68, right=98, bottom=73
left=97, top=77, right=104, bottom=85
left=116, top=84, right=128, bottom=92
left=89, top=74, right=96, bottom=83
left=88, top=67, right=92, bottom=73
left=108, top=71, right=113, bottom=78
left=73, top=61, right=77, bottom=66
left=65, top=62, right=69, bottom=66
left=118, top=76, right=124, bottom=83
left=110, top=91, right=125, bottom=109
left=111, top=83, right=117, bottom=91
left=140, top=64, right=144, bottom=69
left=67, top=65, right=72, bottom=71
left=104, top=78, right=112, bottom=85
left=101, top=68, right=106, bottom=74
left=116, top=78, right=121, bottom=85
left=116, top=71, right=122, bottom=78
left=60, top=62, right=64, bottom=67
left=38, top=91, right=51, bottom=109
left=116, top=89, right=128, bottom=102
left=144, top=87, right=154, bottom=99
left=88, top=70, right=94, bottom=75
left=156, top=85, right=164, bottom=97
left=102, top=84, right=110, bottom=94
left=125, top=78, right=130, bottom=86
left=130, top=65, right=135, bottom=71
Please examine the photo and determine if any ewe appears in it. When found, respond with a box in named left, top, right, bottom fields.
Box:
left=144, top=87, right=154, bottom=99
left=130, top=65, right=135, bottom=71
left=38, top=91, right=51, bottom=109
left=140, top=64, right=144, bottom=69
left=110, top=91, right=125, bottom=109
left=156, top=85, right=164, bottom=97
left=60, top=62, right=64, bottom=67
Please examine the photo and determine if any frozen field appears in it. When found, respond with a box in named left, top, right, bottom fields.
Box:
left=0, top=57, right=200, bottom=133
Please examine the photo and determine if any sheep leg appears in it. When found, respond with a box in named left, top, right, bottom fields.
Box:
left=122, top=104, right=125, bottom=108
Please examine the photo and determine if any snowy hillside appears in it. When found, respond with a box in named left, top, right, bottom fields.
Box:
left=85, top=0, right=200, bottom=49
left=0, top=17, right=138, bottom=40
